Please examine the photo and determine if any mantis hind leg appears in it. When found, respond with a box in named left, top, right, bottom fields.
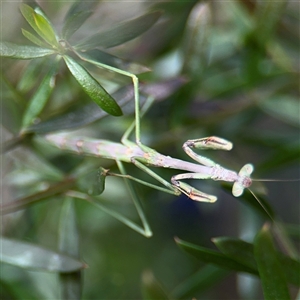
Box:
left=115, top=160, right=152, bottom=237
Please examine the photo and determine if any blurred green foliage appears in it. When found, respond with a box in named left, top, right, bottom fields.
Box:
left=1, top=1, right=299, bottom=299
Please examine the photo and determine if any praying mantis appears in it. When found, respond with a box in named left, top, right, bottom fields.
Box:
left=45, top=97, right=254, bottom=205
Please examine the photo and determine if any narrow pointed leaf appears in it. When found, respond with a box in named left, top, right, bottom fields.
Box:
left=141, top=270, right=170, bottom=300
left=62, top=10, right=92, bottom=40
left=25, top=78, right=186, bottom=133
left=17, top=58, right=46, bottom=93
left=254, top=224, right=291, bottom=300
left=259, top=95, right=300, bottom=127
left=171, top=266, right=229, bottom=299
left=213, top=236, right=300, bottom=287
left=0, top=42, right=55, bottom=59
left=175, top=237, right=258, bottom=275
left=33, top=11, right=59, bottom=47
left=0, top=179, right=76, bottom=214
left=59, top=198, right=82, bottom=299
left=0, top=237, right=86, bottom=272
left=63, top=55, right=122, bottom=116
left=76, top=11, right=162, bottom=49
left=80, top=49, right=150, bottom=75
left=1, top=76, right=23, bottom=133
left=254, top=1, right=287, bottom=46
left=20, top=4, right=59, bottom=48
left=24, top=84, right=136, bottom=133
left=212, top=237, right=257, bottom=270
left=21, top=28, right=49, bottom=48
left=64, top=1, right=97, bottom=19
left=22, top=63, right=57, bottom=128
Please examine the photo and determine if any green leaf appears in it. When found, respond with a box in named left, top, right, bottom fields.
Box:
left=259, top=95, right=300, bottom=127
left=81, top=49, right=150, bottom=75
left=0, top=237, right=86, bottom=272
left=213, top=236, right=300, bottom=287
left=254, top=224, right=291, bottom=300
left=22, top=28, right=49, bottom=48
left=254, top=1, right=287, bottom=46
left=0, top=41, right=55, bottom=59
left=171, top=266, right=229, bottom=299
left=0, top=75, right=23, bottom=133
left=63, top=55, right=122, bottom=116
left=21, top=63, right=58, bottom=128
left=17, top=58, right=46, bottom=93
left=1, top=179, right=76, bottom=214
left=62, top=10, right=92, bottom=40
left=58, top=198, right=82, bottom=300
left=25, top=77, right=186, bottom=133
left=76, top=11, right=162, bottom=49
left=20, top=3, right=59, bottom=48
left=175, top=237, right=258, bottom=275
left=212, top=237, right=257, bottom=270
left=141, top=270, right=170, bottom=300
left=62, top=1, right=99, bottom=40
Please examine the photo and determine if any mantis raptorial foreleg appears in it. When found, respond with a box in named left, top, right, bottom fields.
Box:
left=182, top=137, right=233, bottom=167
left=170, top=137, right=252, bottom=202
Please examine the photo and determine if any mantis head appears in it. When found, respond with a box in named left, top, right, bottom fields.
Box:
left=232, top=164, right=254, bottom=197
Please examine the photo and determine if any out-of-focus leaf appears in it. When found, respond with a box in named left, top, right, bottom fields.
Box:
left=22, top=28, right=49, bottom=48
left=25, top=97, right=130, bottom=134
left=62, top=11, right=92, bottom=40
left=222, top=184, right=275, bottom=221
left=259, top=95, right=300, bottom=127
left=213, top=236, right=300, bottom=287
left=212, top=237, right=257, bottom=270
left=254, top=224, right=291, bottom=300
left=20, top=4, right=59, bottom=48
left=141, top=270, right=170, bottom=300
left=80, top=49, right=150, bottom=74
left=25, top=78, right=186, bottom=133
left=182, top=2, right=211, bottom=75
left=59, top=198, right=82, bottom=300
left=0, top=179, right=76, bottom=214
left=17, top=58, right=46, bottom=93
left=175, top=237, right=257, bottom=275
left=63, top=1, right=97, bottom=22
left=0, top=76, right=23, bottom=133
left=257, top=143, right=300, bottom=172
left=62, top=1, right=98, bottom=40
left=254, top=1, right=287, bottom=46
left=0, top=237, right=86, bottom=272
left=277, top=253, right=300, bottom=287
left=76, top=11, right=162, bottom=49
left=0, top=42, right=55, bottom=59
left=58, top=198, right=79, bottom=258
left=21, top=63, right=58, bottom=128
left=171, top=266, right=229, bottom=299
left=63, top=55, right=122, bottom=116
